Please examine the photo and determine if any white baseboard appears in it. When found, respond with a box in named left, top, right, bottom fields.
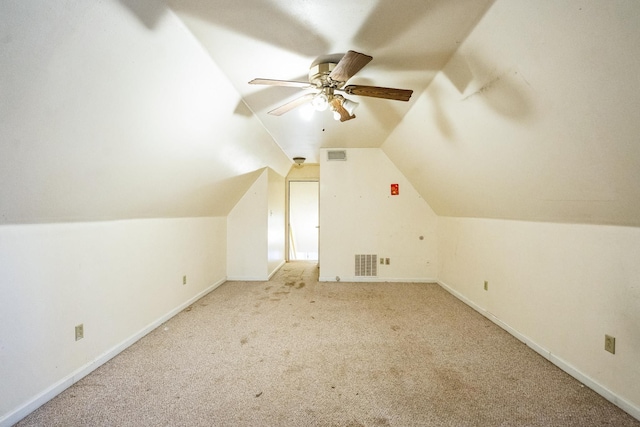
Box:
left=437, top=279, right=640, bottom=422
left=0, top=278, right=226, bottom=427
left=319, top=276, right=437, bottom=283
left=268, top=260, right=286, bottom=280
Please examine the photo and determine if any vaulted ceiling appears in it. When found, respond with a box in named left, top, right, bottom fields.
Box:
left=167, top=0, right=495, bottom=162
left=1, top=1, right=639, bottom=226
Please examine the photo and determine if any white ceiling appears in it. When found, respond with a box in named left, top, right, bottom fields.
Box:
left=166, top=0, right=496, bottom=163
left=166, top=0, right=640, bottom=226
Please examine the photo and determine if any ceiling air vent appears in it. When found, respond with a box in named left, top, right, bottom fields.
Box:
left=327, top=150, right=347, bottom=161
left=355, top=254, right=377, bottom=277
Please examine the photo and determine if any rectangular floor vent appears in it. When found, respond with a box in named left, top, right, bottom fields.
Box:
left=355, top=254, right=377, bottom=277
left=327, top=150, right=347, bottom=161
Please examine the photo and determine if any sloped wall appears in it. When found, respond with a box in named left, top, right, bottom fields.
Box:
left=0, top=217, right=226, bottom=425
left=267, top=169, right=286, bottom=273
left=319, top=148, right=437, bottom=282
left=0, top=1, right=291, bottom=225
left=438, top=217, right=640, bottom=418
left=383, top=1, right=640, bottom=226
left=227, top=168, right=285, bottom=280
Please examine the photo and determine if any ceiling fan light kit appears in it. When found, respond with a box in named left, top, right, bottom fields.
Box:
left=249, top=50, right=413, bottom=122
left=311, top=92, right=330, bottom=111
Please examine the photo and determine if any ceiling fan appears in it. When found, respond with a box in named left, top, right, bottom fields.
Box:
left=249, top=50, right=413, bottom=122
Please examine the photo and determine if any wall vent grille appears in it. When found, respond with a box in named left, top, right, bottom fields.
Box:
left=355, top=254, right=377, bottom=277
left=327, top=150, right=347, bottom=161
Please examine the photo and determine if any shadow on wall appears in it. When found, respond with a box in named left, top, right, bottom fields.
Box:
left=427, top=52, right=533, bottom=139
left=118, top=0, right=168, bottom=29
left=457, top=54, right=532, bottom=120
left=353, top=0, right=496, bottom=54
left=237, top=74, right=309, bottom=118
left=428, top=82, right=455, bottom=140
left=118, top=0, right=329, bottom=56
left=352, top=0, right=497, bottom=95
left=234, top=100, right=254, bottom=118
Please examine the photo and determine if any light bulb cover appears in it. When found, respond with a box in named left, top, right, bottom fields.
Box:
left=311, top=93, right=329, bottom=111
left=342, top=98, right=359, bottom=116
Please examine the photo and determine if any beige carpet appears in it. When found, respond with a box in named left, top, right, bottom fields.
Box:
left=17, top=261, right=639, bottom=426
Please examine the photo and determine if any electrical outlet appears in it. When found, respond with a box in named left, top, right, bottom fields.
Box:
left=380, top=258, right=384, bottom=265
left=605, top=335, right=616, bottom=354
left=75, top=324, right=84, bottom=341
left=385, top=258, right=390, bottom=265
left=183, top=275, right=187, bottom=285
left=484, top=281, right=488, bottom=291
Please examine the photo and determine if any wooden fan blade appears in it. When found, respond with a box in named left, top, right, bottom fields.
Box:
left=330, top=98, right=356, bottom=122
left=268, top=93, right=315, bottom=116
left=249, top=78, right=311, bottom=89
left=343, top=85, right=413, bottom=101
left=328, top=50, right=373, bottom=83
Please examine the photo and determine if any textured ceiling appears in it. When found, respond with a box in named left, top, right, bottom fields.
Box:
left=166, top=0, right=496, bottom=163
left=161, top=0, right=640, bottom=226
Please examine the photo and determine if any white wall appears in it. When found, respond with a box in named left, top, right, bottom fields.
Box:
left=319, top=148, right=438, bottom=282
left=287, top=164, right=320, bottom=181
left=438, top=217, right=640, bottom=418
left=227, top=168, right=285, bottom=280
left=227, top=170, right=268, bottom=280
left=0, top=217, right=226, bottom=425
left=0, top=1, right=291, bottom=225
left=267, top=169, right=286, bottom=273
left=383, top=1, right=640, bottom=227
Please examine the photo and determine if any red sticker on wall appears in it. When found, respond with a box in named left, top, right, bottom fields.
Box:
left=391, top=183, right=399, bottom=195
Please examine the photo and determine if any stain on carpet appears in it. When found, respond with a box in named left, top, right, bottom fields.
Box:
left=284, top=281, right=305, bottom=289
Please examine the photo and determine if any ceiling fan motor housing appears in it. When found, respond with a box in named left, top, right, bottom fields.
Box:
left=309, top=62, right=341, bottom=87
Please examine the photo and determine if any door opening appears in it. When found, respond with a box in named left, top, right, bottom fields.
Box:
left=288, top=181, right=319, bottom=261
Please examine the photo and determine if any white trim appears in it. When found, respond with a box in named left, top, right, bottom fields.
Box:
left=7, top=276, right=637, bottom=425
left=319, top=276, right=437, bottom=283
left=437, top=279, right=640, bottom=422
left=268, top=260, right=286, bottom=280
left=0, top=278, right=226, bottom=427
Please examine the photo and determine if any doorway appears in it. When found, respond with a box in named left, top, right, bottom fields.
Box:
left=288, top=181, right=319, bottom=261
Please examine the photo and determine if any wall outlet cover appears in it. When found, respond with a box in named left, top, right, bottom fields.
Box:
left=75, top=324, right=84, bottom=341
left=605, top=335, right=616, bottom=354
